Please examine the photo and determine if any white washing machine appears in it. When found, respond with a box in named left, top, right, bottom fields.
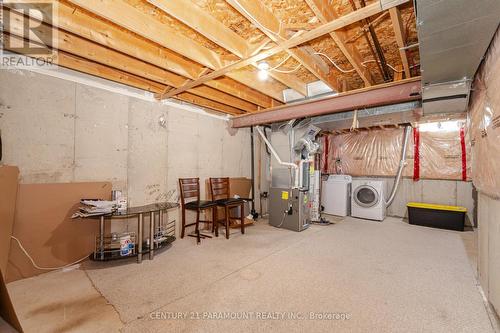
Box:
left=321, top=175, right=352, bottom=216
left=351, top=179, right=387, bottom=221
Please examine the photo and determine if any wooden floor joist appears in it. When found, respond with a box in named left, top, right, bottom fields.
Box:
left=147, top=0, right=308, bottom=97
left=161, top=1, right=398, bottom=99
left=5, top=0, right=277, bottom=109
left=3, top=0, right=418, bottom=115
left=3, top=35, right=244, bottom=116
left=226, top=0, right=339, bottom=92
left=67, top=0, right=288, bottom=103
left=389, top=7, right=412, bottom=79
left=4, top=8, right=257, bottom=114
left=305, top=0, right=374, bottom=87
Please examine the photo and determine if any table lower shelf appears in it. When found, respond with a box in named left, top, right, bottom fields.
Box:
left=91, top=235, right=176, bottom=261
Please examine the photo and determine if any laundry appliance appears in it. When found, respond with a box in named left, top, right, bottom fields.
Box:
left=351, top=179, right=386, bottom=221
left=321, top=175, right=352, bottom=217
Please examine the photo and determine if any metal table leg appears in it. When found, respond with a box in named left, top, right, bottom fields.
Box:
left=149, top=211, right=155, bottom=260
left=100, top=216, right=105, bottom=260
left=159, top=209, right=163, bottom=229
left=138, top=213, right=143, bottom=263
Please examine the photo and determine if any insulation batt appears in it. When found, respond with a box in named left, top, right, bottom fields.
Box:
left=320, top=126, right=470, bottom=181
left=468, top=28, right=500, bottom=198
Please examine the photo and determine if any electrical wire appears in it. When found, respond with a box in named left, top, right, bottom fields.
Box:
left=263, top=55, right=303, bottom=74
left=272, top=64, right=302, bottom=73
left=315, top=52, right=420, bottom=74
left=361, top=60, right=403, bottom=73
left=314, top=52, right=357, bottom=73
left=269, top=54, right=292, bottom=70
left=278, top=211, right=287, bottom=228
left=11, top=236, right=90, bottom=271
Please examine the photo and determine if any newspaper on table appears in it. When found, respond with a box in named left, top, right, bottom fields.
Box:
left=71, top=200, right=118, bottom=218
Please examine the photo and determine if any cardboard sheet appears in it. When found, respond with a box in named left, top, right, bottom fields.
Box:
left=0, top=268, right=22, bottom=332
left=205, top=177, right=252, bottom=200
left=6, top=182, right=111, bottom=282
left=0, top=166, right=19, bottom=278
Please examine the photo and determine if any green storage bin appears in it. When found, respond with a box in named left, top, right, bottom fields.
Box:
left=407, top=202, right=467, bottom=231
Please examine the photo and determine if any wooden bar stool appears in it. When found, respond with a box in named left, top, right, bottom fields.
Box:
left=209, top=177, right=245, bottom=239
left=179, top=178, right=218, bottom=243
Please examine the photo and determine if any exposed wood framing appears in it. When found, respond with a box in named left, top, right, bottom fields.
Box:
left=4, top=8, right=257, bottom=113
left=389, top=7, right=411, bottom=78
left=147, top=0, right=308, bottom=96
left=4, top=33, right=243, bottom=115
left=3, top=0, right=417, bottom=115
left=67, top=0, right=287, bottom=102
left=5, top=0, right=278, bottom=109
left=393, top=65, right=404, bottom=81
left=226, top=0, right=339, bottom=92
left=304, top=0, right=374, bottom=86
left=231, top=78, right=421, bottom=127
left=162, top=1, right=398, bottom=99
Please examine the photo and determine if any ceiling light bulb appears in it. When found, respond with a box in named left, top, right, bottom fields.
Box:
left=258, top=69, right=269, bottom=80
left=257, top=62, right=269, bottom=71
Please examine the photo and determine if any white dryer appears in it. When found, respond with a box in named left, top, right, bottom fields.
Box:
left=321, top=175, right=352, bottom=216
left=351, top=179, right=387, bottom=221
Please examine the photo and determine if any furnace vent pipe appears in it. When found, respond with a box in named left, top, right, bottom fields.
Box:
left=256, top=126, right=299, bottom=188
left=385, top=125, right=411, bottom=207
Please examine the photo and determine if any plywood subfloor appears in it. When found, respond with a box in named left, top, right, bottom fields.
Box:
left=8, top=217, right=496, bottom=332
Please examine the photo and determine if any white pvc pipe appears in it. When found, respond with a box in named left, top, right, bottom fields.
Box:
left=256, top=126, right=299, bottom=188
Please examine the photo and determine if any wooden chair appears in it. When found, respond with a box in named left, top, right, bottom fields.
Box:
left=179, top=178, right=218, bottom=243
left=209, top=177, right=245, bottom=239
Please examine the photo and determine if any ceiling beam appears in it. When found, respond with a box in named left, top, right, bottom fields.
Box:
left=5, top=0, right=277, bottom=108
left=4, top=9, right=255, bottom=113
left=389, top=7, right=411, bottom=78
left=231, top=78, right=422, bottom=127
left=163, top=1, right=403, bottom=99
left=226, top=0, right=339, bottom=92
left=147, top=0, right=307, bottom=97
left=304, top=0, right=374, bottom=86
left=67, top=0, right=286, bottom=102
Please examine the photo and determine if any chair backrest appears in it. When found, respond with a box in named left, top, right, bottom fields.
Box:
left=210, top=177, right=230, bottom=201
left=179, top=178, right=200, bottom=206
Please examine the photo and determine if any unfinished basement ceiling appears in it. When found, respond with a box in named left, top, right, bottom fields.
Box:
left=3, top=0, right=420, bottom=116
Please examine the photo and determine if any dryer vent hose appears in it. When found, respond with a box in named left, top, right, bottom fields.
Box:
left=385, top=125, right=411, bottom=207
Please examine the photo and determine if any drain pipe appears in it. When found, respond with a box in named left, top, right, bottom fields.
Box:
left=385, top=125, right=412, bottom=207
left=256, top=126, right=299, bottom=188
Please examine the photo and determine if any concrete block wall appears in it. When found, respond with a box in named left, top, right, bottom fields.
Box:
left=0, top=70, right=251, bottom=236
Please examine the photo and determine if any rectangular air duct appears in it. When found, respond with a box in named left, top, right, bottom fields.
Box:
left=416, top=0, right=500, bottom=115
left=422, top=80, right=471, bottom=114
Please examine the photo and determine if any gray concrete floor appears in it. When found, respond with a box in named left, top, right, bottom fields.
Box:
left=8, top=217, right=498, bottom=332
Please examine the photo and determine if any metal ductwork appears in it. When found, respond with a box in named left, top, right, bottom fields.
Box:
left=416, top=0, right=500, bottom=115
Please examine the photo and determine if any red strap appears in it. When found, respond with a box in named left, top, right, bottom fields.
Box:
left=413, top=127, right=420, bottom=181
left=323, top=135, right=329, bottom=174
left=460, top=127, right=467, bottom=181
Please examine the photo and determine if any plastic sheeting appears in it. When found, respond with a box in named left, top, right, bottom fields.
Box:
left=321, top=123, right=470, bottom=180
left=468, top=28, right=500, bottom=198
